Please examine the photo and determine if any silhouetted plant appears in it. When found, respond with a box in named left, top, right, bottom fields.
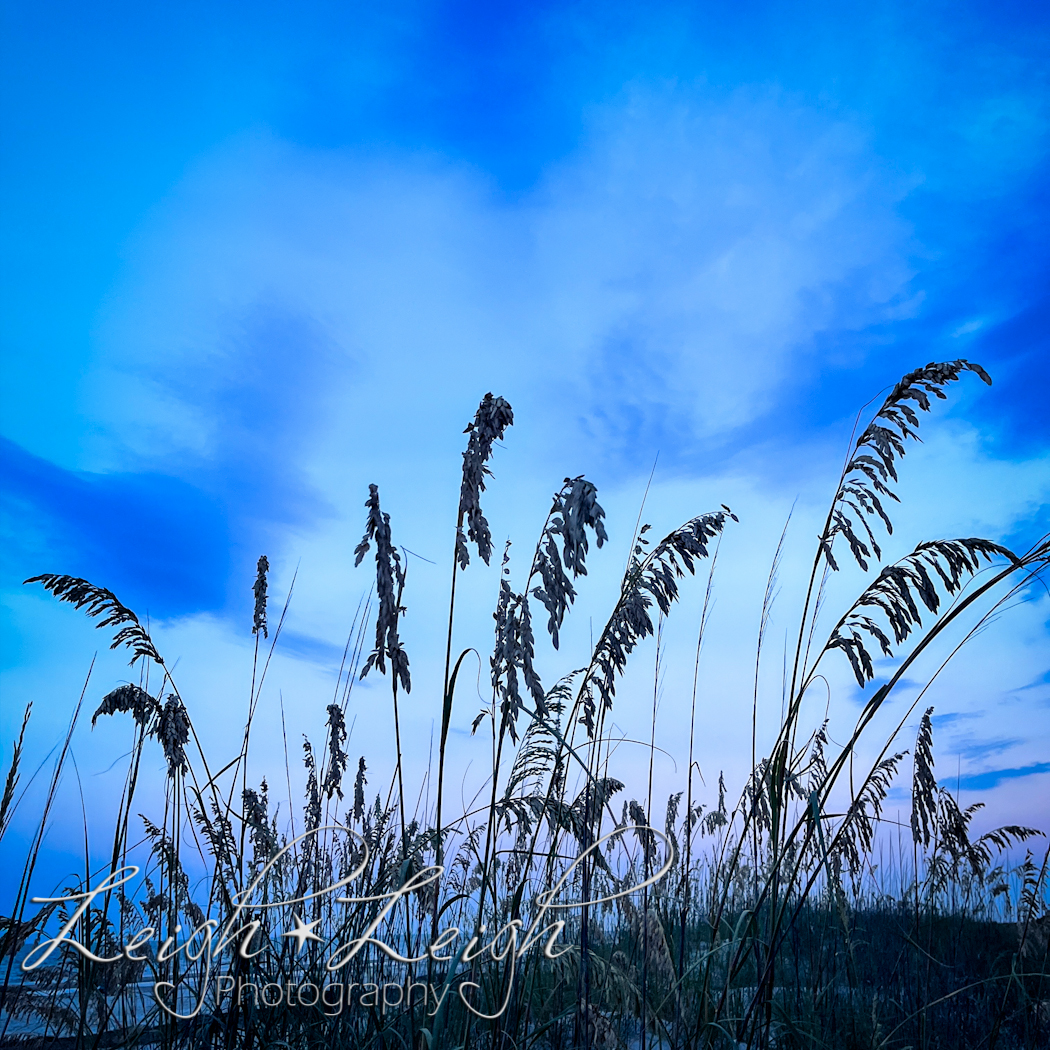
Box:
left=24, top=574, right=166, bottom=667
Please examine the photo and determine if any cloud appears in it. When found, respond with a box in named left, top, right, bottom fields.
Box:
left=530, top=87, right=918, bottom=459
left=956, top=738, right=1023, bottom=762
left=959, top=762, right=1050, bottom=792
left=278, top=629, right=354, bottom=670
left=90, top=84, right=918, bottom=495
left=1, top=435, right=229, bottom=615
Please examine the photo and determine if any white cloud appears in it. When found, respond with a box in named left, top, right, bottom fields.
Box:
left=88, top=84, right=918, bottom=489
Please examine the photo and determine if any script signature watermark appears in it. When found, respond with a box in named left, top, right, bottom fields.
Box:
left=22, top=826, right=673, bottom=1020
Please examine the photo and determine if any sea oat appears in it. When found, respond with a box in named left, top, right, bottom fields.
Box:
left=827, top=538, right=1015, bottom=687
left=24, top=574, right=166, bottom=666
left=911, top=707, right=937, bottom=848
left=821, top=359, right=992, bottom=573
left=353, top=756, right=368, bottom=822
left=456, top=392, right=514, bottom=569
left=154, top=694, right=190, bottom=778
left=322, top=702, right=348, bottom=800
left=92, top=683, right=161, bottom=731
left=580, top=508, right=733, bottom=734
left=355, top=484, right=411, bottom=692
left=252, top=554, right=270, bottom=638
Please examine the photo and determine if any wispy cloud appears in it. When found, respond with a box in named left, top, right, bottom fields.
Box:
left=1, top=435, right=228, bottom=615
left=82, top=87, right=918, bottom=567
left=959, top=763, right=1050, bottom=792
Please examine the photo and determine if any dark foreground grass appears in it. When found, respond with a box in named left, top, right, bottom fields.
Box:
left=1, top=363, right=1049, bottom=1049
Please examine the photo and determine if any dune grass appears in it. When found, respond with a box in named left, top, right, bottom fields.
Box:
left=1, top=362, right=1049, bottom=1049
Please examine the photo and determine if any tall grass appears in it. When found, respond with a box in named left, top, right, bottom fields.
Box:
left=1, top=361, right=1049, bottom=1050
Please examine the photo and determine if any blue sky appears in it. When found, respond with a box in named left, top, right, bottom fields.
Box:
left=2, top=0, right=1049, bottom=883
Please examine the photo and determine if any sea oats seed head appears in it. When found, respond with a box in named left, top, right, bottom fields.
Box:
left=353, top=756, right=368, bottom=822
left=153, top=695, right=190, bottom=779
left=92, top=684, right=161, bottom=731
left=252, top=555, right=270, bottom=638
left=322, top=703, right=349, bottom=800
left=822, top=360, right=992, bottom=573
left=355, top=484, right=411, bottom=693
left=580, top=508, right=731, bottom=733
left=24, top=575, right=165, bottom=666
left=911, top=707, right=937, bottom=848
left=457, top=393, right=514, bottom=569
left=828, top=538, right=1015, bottom=688
left=490, top=542, right=546, bottom=741
left=302, top=737, right=322, bottom=834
